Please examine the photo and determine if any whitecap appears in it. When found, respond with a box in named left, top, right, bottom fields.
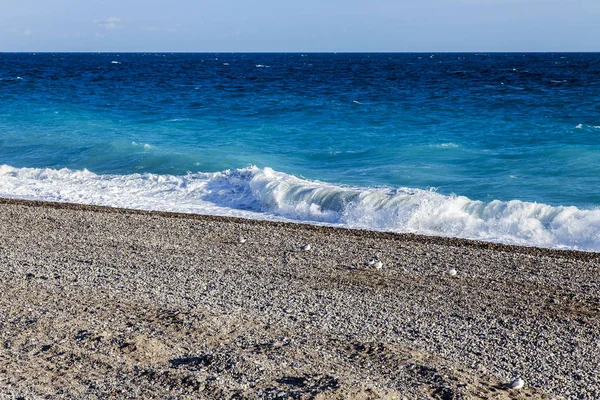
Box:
left=131, top=141, right=153, bottom=149
left=575, top=124, right=583, bottom=129
left=432, top=143, right=459, bottom=149
left=111, top=61, right=121, bottom=64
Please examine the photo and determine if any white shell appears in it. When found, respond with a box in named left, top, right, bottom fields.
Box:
left=447, top=268, right=457, bottom=277
left=506, top=378, right=524, bottom=390
left=367, top=259, right=376, bottom=266
left=302, top=244, right=311, bottom=251
left=237, top=236, right=247, bottom=244
left=374, top=261, right=383, bottom=270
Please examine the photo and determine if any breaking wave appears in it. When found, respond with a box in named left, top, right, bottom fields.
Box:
left=0, top=164, right=599, bottom=252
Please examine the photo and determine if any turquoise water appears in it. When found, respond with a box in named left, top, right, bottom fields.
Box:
left=1, top=53, right=599, bottom=250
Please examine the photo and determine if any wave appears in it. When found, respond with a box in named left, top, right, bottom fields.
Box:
left=0, top=164, right=599, bottom=252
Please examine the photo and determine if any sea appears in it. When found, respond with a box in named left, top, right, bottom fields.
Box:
left=1, top=53, right=599, bottom=251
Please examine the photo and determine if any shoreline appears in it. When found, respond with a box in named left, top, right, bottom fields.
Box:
left=1, top=197, right=599, bottom=398
left=0, top=196, right=598, bottom=261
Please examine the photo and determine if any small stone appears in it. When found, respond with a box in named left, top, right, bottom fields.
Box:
left=302, top=244, right=311, bottom=251
left=446, top=268, right=457, bottom=277
left=237, top=236, right=247, bottom=244
left=366, top=259, right=376, bottom=266
left=374, top=261, right=383, bottom=270
left=505, top=377, right=524, bottom=390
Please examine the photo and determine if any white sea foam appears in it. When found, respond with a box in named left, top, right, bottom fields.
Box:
left=575, top=124, right=600, bottom=130
left=131, top=141, right=152, bottom=149
left=432, top=143, right=459, bottom=149
left=0, top=164, right=599, bottom=252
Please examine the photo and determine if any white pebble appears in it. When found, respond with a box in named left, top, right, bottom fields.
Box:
left=374, top=261, right=383, bottom=270
left=446, top=268, right=457, bottom=277
left=302, top=244, right=311, bottom=251
left=505, top=377, right=524, bottom=390
left=366, top=259, right=376, bottom=266
left=237, top=236, right=247, bottom=244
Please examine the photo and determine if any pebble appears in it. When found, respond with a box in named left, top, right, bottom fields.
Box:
left=1, top=200, right=597, bottom=399
left=302, top=244, right=311, bottom=251
left=374, top=261, right=383, bottom=270
left=446, top=268, right=457, bottom=277
left=237, top=236, right=247, bottom=244
left=505, top=377, right=525, bottom=390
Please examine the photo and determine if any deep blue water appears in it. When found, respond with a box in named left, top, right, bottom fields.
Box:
left=1, top=53, right=599, bottom=250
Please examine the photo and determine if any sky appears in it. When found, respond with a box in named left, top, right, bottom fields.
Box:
left=0, top=0, right=598, bottom=52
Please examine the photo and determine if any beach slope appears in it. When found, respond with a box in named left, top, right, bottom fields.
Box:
left=0, top=199, right=598, bottom=399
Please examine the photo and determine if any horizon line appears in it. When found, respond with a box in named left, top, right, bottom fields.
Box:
left=2, top=50, right=599, bottom=54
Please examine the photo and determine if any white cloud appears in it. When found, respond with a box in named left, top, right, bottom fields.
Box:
left=96, top=17, right=123, bottom=30
left=24, top=29, right=31, bottom=36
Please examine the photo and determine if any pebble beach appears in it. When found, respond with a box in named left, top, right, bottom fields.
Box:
left=1, top=198, right=599, bottom=399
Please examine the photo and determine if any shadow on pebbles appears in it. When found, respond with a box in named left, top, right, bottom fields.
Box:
left=0, top=287, right=545, bottom=399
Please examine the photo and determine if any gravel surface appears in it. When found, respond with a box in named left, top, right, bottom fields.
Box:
left=0, top=198, right=599, bottom=399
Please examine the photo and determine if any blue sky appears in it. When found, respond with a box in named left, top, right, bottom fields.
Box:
left=1, top=0, right=598, bottom=52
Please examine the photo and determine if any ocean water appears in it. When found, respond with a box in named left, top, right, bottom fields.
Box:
left=1, top=52, right=599, bottom=251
